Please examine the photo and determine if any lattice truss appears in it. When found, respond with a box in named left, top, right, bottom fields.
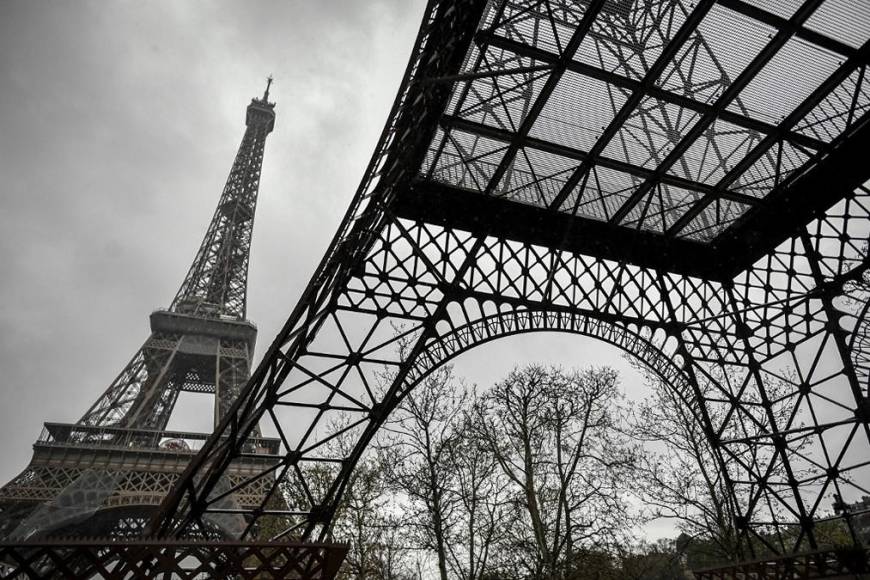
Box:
left=67, top=91, right=276, bottom=431
left=76, top=334, right=252, bottom=431
left=0, top=333, right=256, bottom=538
left=172, top=98, right=274, bottom=320
left=0, top=454, right=274, bottom=541
left=425, top=0, right=870, bottom=241
left=0, top=540, right=347, bottom=580
left=148, top=0, right=870, bottom=560
left=0, top=467, right=269, bottom=510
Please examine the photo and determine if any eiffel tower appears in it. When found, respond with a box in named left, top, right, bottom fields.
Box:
left=0, top=79, right=278, bottom=541
left=1, top=1, right=870, bottom=578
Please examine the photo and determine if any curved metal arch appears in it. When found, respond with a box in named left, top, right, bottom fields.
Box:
left=316, top=303, right=716, bottom=541
left=847, top=285, right=870, bottom=392
left=406, top=306, right=688, bottom=393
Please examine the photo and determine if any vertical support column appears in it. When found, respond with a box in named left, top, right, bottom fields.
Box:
left=122, top=336, right=184, bottom=431
left=77, top=334, right=183, bottom=430
left=799, top=231, right=870, bottom=546
left=654, top=270, right=747, bottom=557
left=723, top=282, right=818, bottom=552
left=215, top=338, right=252, bottom=429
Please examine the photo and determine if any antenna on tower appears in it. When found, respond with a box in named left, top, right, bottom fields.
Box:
left=263, top=75, right=273, bottom=102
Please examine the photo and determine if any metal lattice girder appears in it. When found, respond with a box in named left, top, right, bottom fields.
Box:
left=0, top=421, right=280, bottom=540
left=172, top=88, right=276, bottom=320
left=0, top=539, right=347, bottom=580
left=145, top=0, right=870, bottom=562
left=421, top=0, right=870, bottom=264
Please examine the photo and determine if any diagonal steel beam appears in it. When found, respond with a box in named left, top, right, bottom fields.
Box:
left=442, top=114, right=760, bottom=206
left=668, top=39, right=870, bottom=238
left=717, top=0, right=863, bottom=61
left=480, top=32, right=827, bottom=153
left=712, top=110, right=870, bottom=276
left=480, top=0, right=609, bottom=196
left=540, top=0, right=719, bottom=214
left=609, top=0, right=827, bottom=227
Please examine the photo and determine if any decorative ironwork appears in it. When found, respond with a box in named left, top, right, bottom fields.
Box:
left=0, top=539, right=347, bottom=580
left=0, top=81, right=277, bottom=541
left=141, top=0, right=870, bottom=565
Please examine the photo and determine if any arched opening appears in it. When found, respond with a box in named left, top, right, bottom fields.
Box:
left=425, top=330, right=691, bottom=543
left=304, top=305, right=725, bottom=544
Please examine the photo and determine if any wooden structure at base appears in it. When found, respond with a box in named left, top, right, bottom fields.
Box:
left=0, top=539, right=347, bottom=580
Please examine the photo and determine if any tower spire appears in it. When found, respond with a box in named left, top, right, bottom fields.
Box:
left=263, top=75, right=273, bottom=102
left=172, top=83, right=276, bottom=319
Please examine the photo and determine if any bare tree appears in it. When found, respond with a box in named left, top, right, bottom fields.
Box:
left=365, top=512, right=416, bottom=580
left=284, top=419, right=411, bottom=580
left=627, top=366, right=739, bottom=563
left=627, top=363, right=807, bottom=564
left=378, top=364, right=466, bottom=580
left=444, top=409, right=511, bottom=580
left=340, top=455, right=405, bottom=580
left=473, top=365, right=636, bottom=580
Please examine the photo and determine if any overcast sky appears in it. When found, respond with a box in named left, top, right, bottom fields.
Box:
left=0, top=0, right=661, bottom=535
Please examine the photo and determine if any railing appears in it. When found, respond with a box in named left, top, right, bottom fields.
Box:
left=151, top=306, right=257, bottom=325
left=693, top=547, right=869, bottom=579
left=0, top=539, right=347, bottom=580
left=37, top=423, right=281, bottom=456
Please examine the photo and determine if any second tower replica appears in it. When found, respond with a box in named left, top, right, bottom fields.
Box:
left=0, top=80, right=278, bottom=540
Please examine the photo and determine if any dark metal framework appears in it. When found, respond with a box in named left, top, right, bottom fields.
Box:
left=0, top=83, right=277, bottom=541
left=0, top=1, right=866, bottom=576
left=693, top=546, right=869, bottom=579
left=142, top=0, right=870, bottom=561
left=0, top=539, right=346, bottom=580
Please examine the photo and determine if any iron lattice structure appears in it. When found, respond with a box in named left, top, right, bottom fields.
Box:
left=0, top=539, right=347, bottom=580
left=0, top=82, right=277, bottom=541
left=148, top=0, right=870, bottom=559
